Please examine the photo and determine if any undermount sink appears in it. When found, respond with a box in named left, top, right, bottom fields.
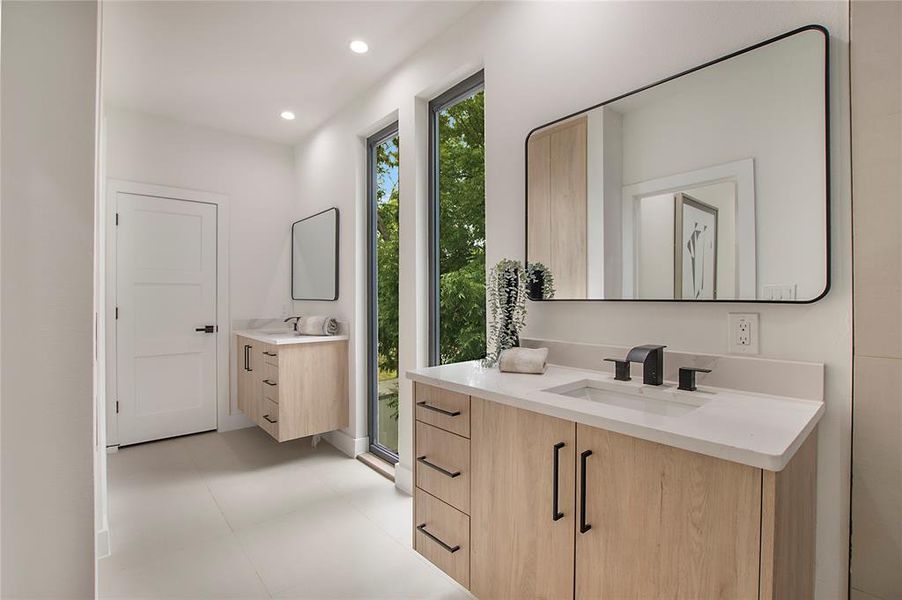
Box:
left=544, top=378, right=708, bottom=417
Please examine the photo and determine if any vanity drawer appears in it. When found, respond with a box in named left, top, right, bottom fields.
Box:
left=262, top=346, right=279, bottom=367
left=260, top=397, right=279, bottom=440
left=416, top=421, right=470, bottom=514
left=415, top=488, right=469, bottom=589
left=261, top=363, right=279, bottom=400
left=415, top=383, right=470, bottom=438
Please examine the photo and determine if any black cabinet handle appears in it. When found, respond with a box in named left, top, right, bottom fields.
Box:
left=552, top=442, right=565, bottom=521
left=579, top=449, right=593, bottom=534
left=416, top=524, right=460, bottom=553
left=243, top=345, right=250, bottom=371
left=416, top=401, right=461, bottom=417
left=263, top=351, right=277, bottom=357
left=263, top=379, right=278, bottom=386
left=417, top=455, right=461, bottom=478
left=262, top=414, right=277, bottom=424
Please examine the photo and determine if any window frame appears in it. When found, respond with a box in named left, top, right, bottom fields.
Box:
left=366, top=121, right=401, bottom=465
left=427, top=69, right=485, bottom=366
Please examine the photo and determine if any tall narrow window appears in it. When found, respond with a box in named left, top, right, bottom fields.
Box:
left=367, top=123, right=400, bottom=463
left=428, top=71, right=486, bottom=366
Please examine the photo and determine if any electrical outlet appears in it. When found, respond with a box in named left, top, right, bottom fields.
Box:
left=728, top=313, right=759, bottom=355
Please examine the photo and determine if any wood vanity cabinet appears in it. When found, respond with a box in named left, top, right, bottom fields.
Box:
left=236, top=335, right=348, bottom=442
left=412, top=383, right=817, bottom=600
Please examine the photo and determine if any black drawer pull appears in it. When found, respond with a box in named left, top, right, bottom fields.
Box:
left=579, top=449, right=593, bottom=534
left=263, top=351, right=277, bottom=357
left=552, top=442, right=565, bottom=521
left=416, top=401, right=461, bottom=417
left=262, top=414, right=278, bottom=424
left=417, top=455, right=461, bottom=478
left=416, top=524, right=460, bottom=553
left=263, top=379, right=278, bottom=386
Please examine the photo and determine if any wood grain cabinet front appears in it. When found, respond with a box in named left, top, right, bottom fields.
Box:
left=235, top=337, right=348, bottom=442
left=410, top=383, right=817, bottom=600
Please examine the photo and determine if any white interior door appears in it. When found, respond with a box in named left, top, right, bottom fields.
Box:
left=116, top=192, right=218, bottom=445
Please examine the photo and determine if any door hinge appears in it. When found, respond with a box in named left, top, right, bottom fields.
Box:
left=115, top=306, right=119, bottom=319
left=115, top=401, right=120, bottom=414
left=115, top=213, right=119, bottom=226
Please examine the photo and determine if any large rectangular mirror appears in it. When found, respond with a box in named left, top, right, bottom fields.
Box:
left=526, top=26, right=829, bottom=302
left=292, top=207, right=339, bottom=301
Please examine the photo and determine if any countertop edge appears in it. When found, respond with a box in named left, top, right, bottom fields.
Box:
left=234, top=330, right=350, bottom=345
left=406, top=369, right=823, bottom=472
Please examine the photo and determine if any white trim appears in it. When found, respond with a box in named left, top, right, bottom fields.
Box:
left=395, top=465, right=413, bottom=495
left=621, top=159, right=757, bottom=300
left=324, top=429, right=369, bottom=458
left=104, top=180, right=233, bottom=444
left=95, top=528, right=110, bottom=560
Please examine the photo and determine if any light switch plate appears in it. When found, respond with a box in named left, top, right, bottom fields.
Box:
left=728, top=313, right=759, bottom=354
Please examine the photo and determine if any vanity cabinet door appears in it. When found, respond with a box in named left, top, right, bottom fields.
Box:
left=470, top=397, right=576, bottom=600
left=575, top=424, right=762, bottom=600
left=237, top=337, right=264, bottom=423
left=237, top=337, right=254, bottom=418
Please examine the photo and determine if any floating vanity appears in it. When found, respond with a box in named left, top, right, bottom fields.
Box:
left=235, top=330, right=349, bottom=442
left=406, top=359, right=824, bottom=599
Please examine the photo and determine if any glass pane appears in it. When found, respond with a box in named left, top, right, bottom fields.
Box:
left=375, top=135, right=399, bottom=456
left=437, top=89, right=486, bottom=364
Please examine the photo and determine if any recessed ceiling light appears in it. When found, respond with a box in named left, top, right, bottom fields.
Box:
left=349, top=40, right=369, bottom=54
left=280, top=110, right=296, bottom=121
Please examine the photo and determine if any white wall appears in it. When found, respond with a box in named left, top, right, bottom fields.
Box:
left=1, top=1, right=99, bottom=596
left=290, top=3, right=851, bottom=597
left=105, top=108, right=296, bottom=325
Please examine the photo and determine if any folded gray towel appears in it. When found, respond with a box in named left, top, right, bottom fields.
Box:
left=298, top=316, right=339, bottom=336
left=498, top=347, right=548, bottom=374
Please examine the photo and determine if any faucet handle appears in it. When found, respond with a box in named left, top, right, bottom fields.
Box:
left=604, top=358, right=631, bottom=382
left=678, top=367, right=712, bottom=391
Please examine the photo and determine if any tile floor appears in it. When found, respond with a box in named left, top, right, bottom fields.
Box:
left=98, top=427, right=472, bottom=599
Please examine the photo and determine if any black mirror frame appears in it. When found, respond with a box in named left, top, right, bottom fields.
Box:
left=524, top=24, right=831, bottom=304
left=291, top=207, right=340, bottom=301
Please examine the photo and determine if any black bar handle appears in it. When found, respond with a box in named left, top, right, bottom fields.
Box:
left=416, top=401, right=461, bottom=417
left=416, top=524, right=460, bottom=553
left=263, top=351, right=277, bottom=357
left=263, top=379, right=278, bottom=386
left=262, top=414, right=277, bottom=424
left=417, top=455, right=461, bottom=478
left=579, top=449, right=593, bottom=534
left=552, top=442, right=565, bottom=521
left=243, top=345, right=250, bottom=371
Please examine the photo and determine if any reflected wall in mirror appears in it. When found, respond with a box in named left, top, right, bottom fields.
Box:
left=526, top=26, right=829, bottom=302
left=291, top=207, right=339, bottom=300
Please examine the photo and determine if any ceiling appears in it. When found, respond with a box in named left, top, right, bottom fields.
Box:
left=102, top=1, right=478, bottom=144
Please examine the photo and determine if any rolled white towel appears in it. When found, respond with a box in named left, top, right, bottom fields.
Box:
left=297, top=316, right=339, bottom=336
left=498, top=347, right=548, bottom=374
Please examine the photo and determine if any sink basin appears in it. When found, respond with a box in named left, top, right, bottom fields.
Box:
left=544, top=379, right=708, bottom=417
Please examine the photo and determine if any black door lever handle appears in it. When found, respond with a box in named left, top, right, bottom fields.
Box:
left=195, top=325, right=217, bottom=333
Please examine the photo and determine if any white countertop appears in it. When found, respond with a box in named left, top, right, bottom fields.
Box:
left=407, top=360, right=824, bottom=471
left=234, top=329, right=349, bottom=346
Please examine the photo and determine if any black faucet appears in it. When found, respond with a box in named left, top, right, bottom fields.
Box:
left=284, top=316, right=301, bottom=332
left=625, top=344, right=667, bottom=386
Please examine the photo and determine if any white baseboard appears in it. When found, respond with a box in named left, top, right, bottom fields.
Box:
left=96, top=528, right=110, bottom=559
left=324, top=429, right=368, bottom=458
left=218, top=412, right=255, bottom=432
left=395, top=465, right=413, bottom=495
